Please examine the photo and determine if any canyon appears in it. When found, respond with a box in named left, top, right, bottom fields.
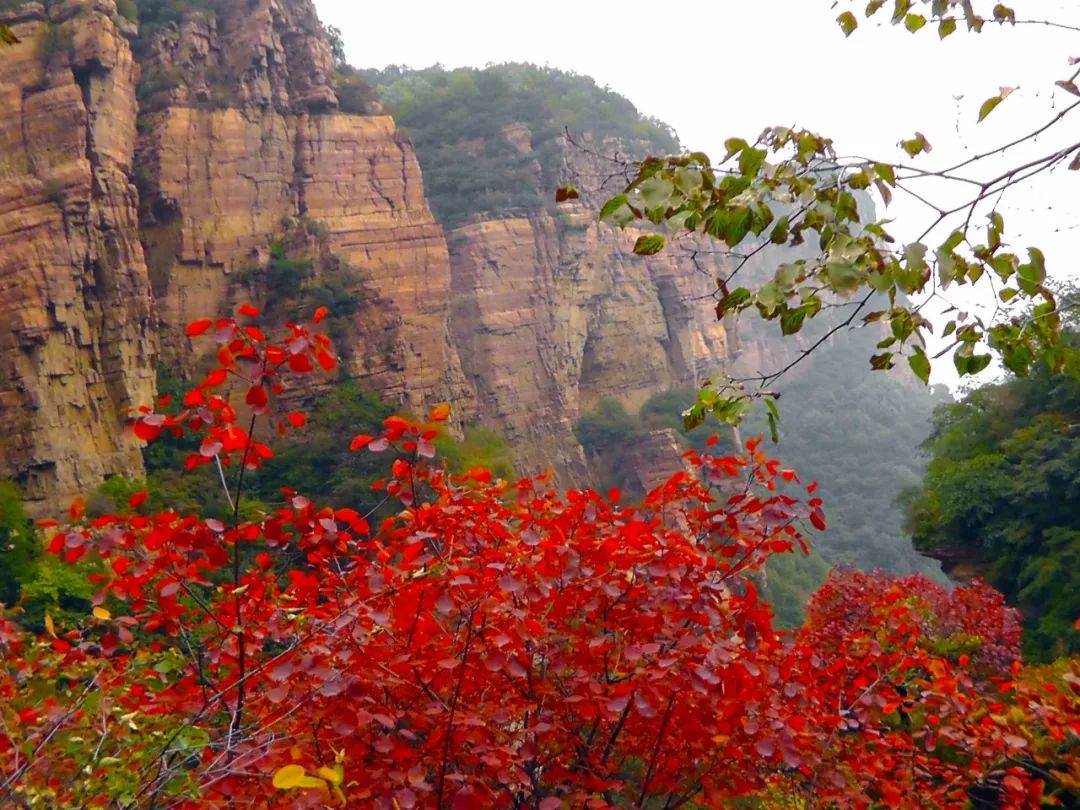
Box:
left=0, top=0, right=730, bottom=510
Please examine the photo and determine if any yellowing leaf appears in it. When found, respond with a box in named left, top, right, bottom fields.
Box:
left=272, top=764, right=307, bottom=790
left=978, top=88, right=1015, bottom=122
left=297, top=776, right=328, bottom=790
left=44, top=612, right=56, bottom=638
left=837, top=10, right=858, bottom=36
left=92, top=606, right=111, bottom=620
left=317, top=766, right=343, bottom=786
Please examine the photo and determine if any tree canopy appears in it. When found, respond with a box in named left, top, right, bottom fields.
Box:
left=904, top=330, right=1080, bottom=660
left=362, top=63, right=678, bottom=226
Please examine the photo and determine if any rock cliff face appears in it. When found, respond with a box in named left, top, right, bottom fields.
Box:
left=0, top=0, right=156, bottom=509
left=134, top=0, right=471, bottom=412
left=0, top=0, right=729, bottom=510
left=448, top=209, right=728, bottom=483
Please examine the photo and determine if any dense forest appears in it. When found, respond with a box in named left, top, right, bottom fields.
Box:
left=905, top=330, right=1080, bottom=661
left=362, top=64, right=679, bottom=225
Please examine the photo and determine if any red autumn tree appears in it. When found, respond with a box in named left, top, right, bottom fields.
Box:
left=0, top=309, right=1076, bottom=809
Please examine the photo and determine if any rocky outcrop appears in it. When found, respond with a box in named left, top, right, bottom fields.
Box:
left=139, top=107, right=472, bottom=411
left=0, top=0, right=156, bottom=510
left=0, top=0, right=728, bottom=509
left=448, top=208, right=728, bottom=484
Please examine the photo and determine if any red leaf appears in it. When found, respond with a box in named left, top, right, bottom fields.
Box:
left=313, top=305, right=329, bottom=323
left=349, top=434, right=373, bottom=451
left=237, top=303, right=260, bottom=317
left=810, top=508, right=827, bottom=531
left=316, top=349, right=336, bottom=371
left=286, top=411, right=306, bottom=428
left=133, top=420, right=161, bottom=442
left=202, top=368, right=228, bottom=388
left=288, top=353, right=313, bottom=373
left=185, top=319, right=213, bottom=337
left=246, top=385, right=269, bottom=409
left=128, top=490, right=148, bottom=510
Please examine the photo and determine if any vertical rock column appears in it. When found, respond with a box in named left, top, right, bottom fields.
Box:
left=0, top=0, right=156, bottom=511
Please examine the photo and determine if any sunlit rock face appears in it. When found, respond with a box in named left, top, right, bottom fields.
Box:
left=0, top=0, right=156, bottom=510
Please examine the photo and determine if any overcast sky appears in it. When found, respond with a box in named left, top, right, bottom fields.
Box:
left=315, top=0, right=1078, bottom=385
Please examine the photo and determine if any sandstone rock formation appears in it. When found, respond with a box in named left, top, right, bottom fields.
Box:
left=448, top=210, right=728, bottom=483
left=0, top=0, right=156, bottom=510
left=0, top=0, right=730, bottom=511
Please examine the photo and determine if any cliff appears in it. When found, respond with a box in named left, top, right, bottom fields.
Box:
left=448, top=205, right=728, bottom=484
left=134, top=0, right=471, bottom=411
left=1, top=19, right=729, bottom=510
left=0, top=0, right=476, bottom=512
left=0, top=0, right=155, bottom=508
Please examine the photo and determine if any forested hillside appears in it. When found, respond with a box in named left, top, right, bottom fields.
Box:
left=362, top=64, right=678, bottom=224
left=905, top=330, right=1080, bottom=661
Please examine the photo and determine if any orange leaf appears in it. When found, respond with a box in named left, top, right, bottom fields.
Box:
left=186, top=318, right=213, bottom=337
left=68, top=497, right=85, bottom=522
left=313, top=306, right=329, bottom=324
left=429, top=402, right=451, bottom=422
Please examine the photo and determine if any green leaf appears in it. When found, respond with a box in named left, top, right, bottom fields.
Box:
left=716, top=287, right=751, bottom=318
left=908, top=347, right=931, bottom=383
left=723, top=137, right=749, bottom=162
left=766, top=412, right=779, bottom=443
left=837, top=10, right=858, bottom=36
left=900, top=132, right=932, bottom=157
left=824, top=261, right=862, bottom=295
left=738, top=147, right=767, bottom=178
left=1016, top=248, right=1046, bottom=293
left=600, top=194, right=629, bottom=222
left=780, top=306, right=809, bottom=336
left=978, top=94, right=1005, bottom=122
left=941, top=230, right=964, bottom=252
left=640, top=176, right=674, bottom=211
left=769, top=216, right=789, bottom=244
left=938, top=17, right=957, bottom=37
left=632, top=234, right=666, bottom=256
left=904, top=13, right=927, bottom=31
left=873, top=163, right=896, bottom=186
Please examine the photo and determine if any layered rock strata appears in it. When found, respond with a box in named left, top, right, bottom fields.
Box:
left=0, top=0, right=156, bottom=509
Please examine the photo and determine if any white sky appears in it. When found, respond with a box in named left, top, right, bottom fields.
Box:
left=315, top=0, right=1079, bottom=385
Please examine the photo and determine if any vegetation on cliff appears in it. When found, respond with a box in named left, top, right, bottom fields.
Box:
left=904, top=330, right=1080, bottom=661
left=362, top=63, right=678, bottom=226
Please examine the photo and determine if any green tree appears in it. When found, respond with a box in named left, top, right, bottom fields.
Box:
left=0, top=482, right=35, bottom=607
left=904, top=332, right=1080, bottom=660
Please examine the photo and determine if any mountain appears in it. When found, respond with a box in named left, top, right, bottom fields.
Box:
left=0, top=1, right=941, bottom=590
